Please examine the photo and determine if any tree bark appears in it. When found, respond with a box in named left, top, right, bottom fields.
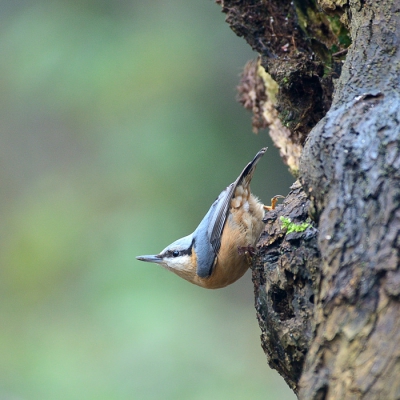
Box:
left=253, top=181, right=320, bottom=393
left=218, top=0, right=400, bottom=398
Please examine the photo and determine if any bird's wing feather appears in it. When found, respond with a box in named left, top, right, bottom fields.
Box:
left=207, top=183, right=235, bottom=253
left=194, top=190, right=230, bottom=278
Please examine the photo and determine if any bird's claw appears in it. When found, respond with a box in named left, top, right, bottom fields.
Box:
left=237, top=245, right=256, bottom=256
left=264, top=195, right=285, bottom=211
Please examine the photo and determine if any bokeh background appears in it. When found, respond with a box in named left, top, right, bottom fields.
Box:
left=0, top=1, right=296, bottom=399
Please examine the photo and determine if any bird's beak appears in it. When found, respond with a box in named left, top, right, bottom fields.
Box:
left=136, top=255, right=163, bottom=264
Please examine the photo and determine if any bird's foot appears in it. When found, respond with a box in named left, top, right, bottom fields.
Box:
left=263, top=195, right=285, bottom=211
left=237, top=245, right=256, bottom=257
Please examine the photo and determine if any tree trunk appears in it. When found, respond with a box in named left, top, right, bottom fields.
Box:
left=218, top=0, right=400, bottom=398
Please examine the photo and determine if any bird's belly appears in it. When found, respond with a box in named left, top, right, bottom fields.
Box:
left=203, top=252, right=250, bottom=289
left=197, top=217, right=263, bottom=288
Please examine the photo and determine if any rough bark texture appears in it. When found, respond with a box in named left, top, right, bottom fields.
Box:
left=237, top=58, right=304, bottom=172
left=218, top=0, right=350, bottom=146
left=253, top=181, right=320, bottom=393
left=217, top=0, right=400, bottom=398
left=299, top=1, right=400, bottom=398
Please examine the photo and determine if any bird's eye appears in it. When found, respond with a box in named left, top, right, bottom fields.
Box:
left=172, top=250, right=180, bottom=257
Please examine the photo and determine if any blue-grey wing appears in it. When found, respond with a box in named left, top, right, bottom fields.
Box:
left=207, top=183, right=235, bottom=253
left=194, top=189, right=232, bottom=278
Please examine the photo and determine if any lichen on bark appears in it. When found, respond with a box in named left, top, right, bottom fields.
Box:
left=237, top=58, right=302, bottom=173
left=218, top=0, right=350, bottom=153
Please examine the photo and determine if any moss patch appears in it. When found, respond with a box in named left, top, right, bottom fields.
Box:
left=280, top=216, right=310, bottom=233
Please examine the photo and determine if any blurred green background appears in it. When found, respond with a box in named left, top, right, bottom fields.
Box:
left=0, top=1, right=295, bottom=399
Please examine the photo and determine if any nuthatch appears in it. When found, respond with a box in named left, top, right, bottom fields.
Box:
left=137, top=148, right=280, bottom=289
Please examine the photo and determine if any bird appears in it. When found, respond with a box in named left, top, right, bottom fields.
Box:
left=136, top=148, right=282, bottom=289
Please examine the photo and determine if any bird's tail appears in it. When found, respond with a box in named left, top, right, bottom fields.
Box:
left=236, top=147, right=267, bottom=188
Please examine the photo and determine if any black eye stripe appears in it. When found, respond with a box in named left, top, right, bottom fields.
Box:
left=165, top=246, right=192, bottom=258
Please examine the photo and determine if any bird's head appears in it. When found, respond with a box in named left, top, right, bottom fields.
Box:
left=136, top=234, right=196, bottom=276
